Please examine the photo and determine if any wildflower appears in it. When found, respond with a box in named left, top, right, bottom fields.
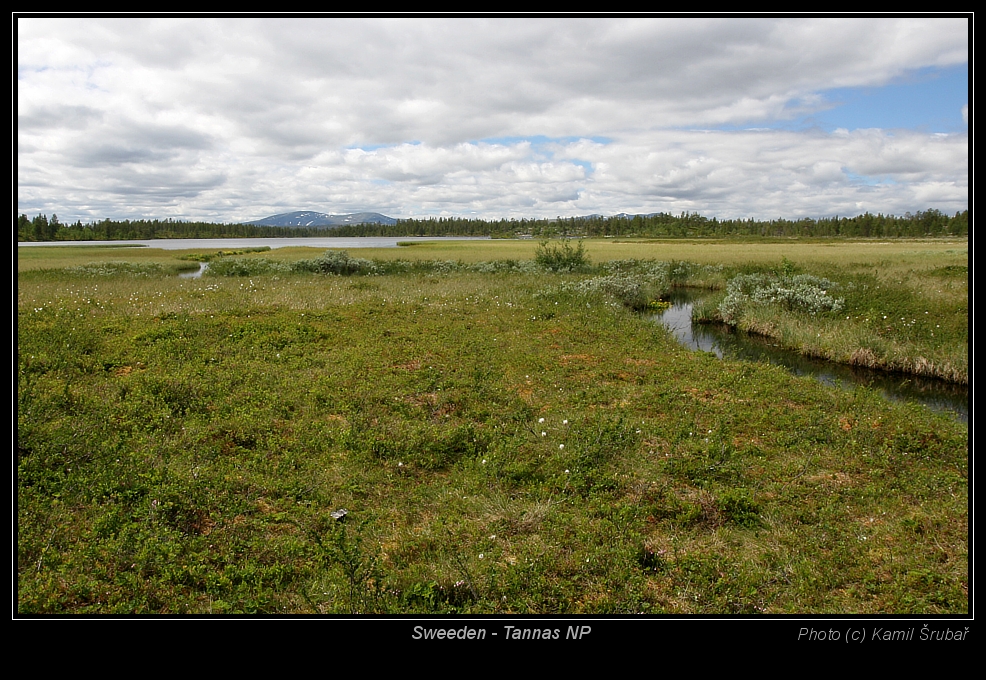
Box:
left=563, top=419, right=568, bottom=425
left=538, top=417, right=545, bottom=423
left=542, top=431, right=547, bottom=437
left=559, top=444, right=564, bottom=450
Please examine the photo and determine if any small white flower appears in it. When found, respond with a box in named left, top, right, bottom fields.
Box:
left=538, top=417, right=545, bottom=423
left=565, top=468, right=570, bottom=473
left=559, top=444, right=564, bottom=450
left=479, top=553, right=484, bottom=559
left=563, top=419, right=568, bottom=425
left=542, top=431, right=547, bottom=437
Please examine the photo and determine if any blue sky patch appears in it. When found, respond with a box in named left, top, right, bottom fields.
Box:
left=570, top=160, right=594, bottom=175
left=708, top=64, right=967, bottom=134
left=809, top=64, right=968, bottom=133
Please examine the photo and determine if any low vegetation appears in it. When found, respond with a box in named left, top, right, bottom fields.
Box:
left=17, top=238, right=967, bottom=614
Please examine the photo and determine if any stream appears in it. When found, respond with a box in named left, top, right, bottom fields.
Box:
left=178, top=262, right=209, bottom=279
left=650, top=288, right=968, bottom=423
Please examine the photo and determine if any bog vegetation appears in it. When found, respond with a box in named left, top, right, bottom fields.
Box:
left=17, top=237, right=967, bottom=614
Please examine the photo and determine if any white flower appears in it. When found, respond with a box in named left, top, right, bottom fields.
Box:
left=542, top=431, right=547, bottom=437
left=559, top=444, right=565, bottom=450
left=479, top=553, right=484, bottom=559
left=538, top=417, right=545, bottom=423
left=563, top=419, right=568, bottom=425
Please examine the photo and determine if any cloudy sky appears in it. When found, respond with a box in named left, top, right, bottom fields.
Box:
left=17, top=17, right=969, bottom=223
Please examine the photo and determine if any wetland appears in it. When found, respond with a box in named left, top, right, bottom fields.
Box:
left=17, top=237, right=968, bottom=614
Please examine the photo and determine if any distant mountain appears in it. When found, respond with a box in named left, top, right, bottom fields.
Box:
left=245, top=211, right=397, bottom=228
left=610, top=212, right=663, bottom=219
left=552, top=213, right=662, bottom=221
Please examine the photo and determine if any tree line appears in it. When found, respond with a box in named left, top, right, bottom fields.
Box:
left=17, top=209, right=967, bottom=242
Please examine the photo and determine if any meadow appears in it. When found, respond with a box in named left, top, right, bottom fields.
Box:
left=17, top=238, right=968, bottom=614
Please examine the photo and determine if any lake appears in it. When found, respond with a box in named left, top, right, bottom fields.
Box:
left=17, top=236, right=491, bottom=250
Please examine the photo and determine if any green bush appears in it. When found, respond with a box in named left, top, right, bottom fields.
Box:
left=535, top=239, right=591, bottom=273
left=293, top=250, right=377, bottom=276
left=718, top=272, right=844, bottom=323
left=559, top=274, right=650, bottom=310
left=205, top=258, right=291, bottom=277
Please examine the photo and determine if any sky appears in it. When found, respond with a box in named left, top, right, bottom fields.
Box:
left=16, top=17, right=969, bottom=223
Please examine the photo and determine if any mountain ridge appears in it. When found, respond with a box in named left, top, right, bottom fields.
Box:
left=245, top=210, right=397, bottom=228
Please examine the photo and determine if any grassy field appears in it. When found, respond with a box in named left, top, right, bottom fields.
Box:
left=17, top=238, right=968, bottom=614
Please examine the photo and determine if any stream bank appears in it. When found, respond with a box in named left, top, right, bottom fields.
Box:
left=651, top=287, right=968, bottom=422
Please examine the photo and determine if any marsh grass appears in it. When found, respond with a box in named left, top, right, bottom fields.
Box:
left=17, top=239, right=967, bottom=613
left=691, top=258, right=967, bottom=383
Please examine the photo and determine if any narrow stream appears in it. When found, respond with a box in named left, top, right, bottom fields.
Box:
left=650, top=288, right=968, bottom=423
left=178, top=262, right=209, bottom=279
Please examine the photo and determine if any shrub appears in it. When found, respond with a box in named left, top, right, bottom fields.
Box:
left=559, top=274, right=650, bottom=310
left=294, top=250, right=378, bottom=276
left=65, top=261, right=172, bottom=277
left=718, top=272, right=844, bottom=323
left=205, top=258, right=291, bottom=277
left=535, top=239, right=591, bottom=273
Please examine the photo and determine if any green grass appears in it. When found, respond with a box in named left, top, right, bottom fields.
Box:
left=17, top=239, right=968, bottom=614
left=689, top=256, right=967, bottom=383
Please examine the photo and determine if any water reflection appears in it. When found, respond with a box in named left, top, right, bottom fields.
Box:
left=178, top=262, right=209, bottom=279
left=650, top=288, right=968, bottom=423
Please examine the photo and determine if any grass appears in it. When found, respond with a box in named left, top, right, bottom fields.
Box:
left=689, top=256, right=967, bottom=383
left=16, top=238, right=968, bottom=614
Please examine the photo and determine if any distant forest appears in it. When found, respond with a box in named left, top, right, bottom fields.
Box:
left=17, top=209, right=968, bottom=242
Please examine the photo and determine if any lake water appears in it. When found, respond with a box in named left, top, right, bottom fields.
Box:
left=650, top=288, right=968, bottom=423
left=17, top=236, right=490, bottom=250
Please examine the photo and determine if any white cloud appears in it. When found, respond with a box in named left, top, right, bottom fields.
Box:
left=17, top=17, right=968, bottom=221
